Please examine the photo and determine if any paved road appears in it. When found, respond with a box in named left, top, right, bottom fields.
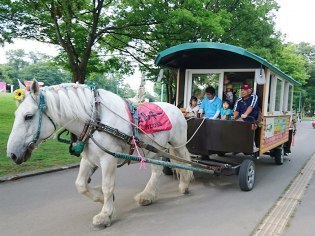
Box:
left=0, top=121, right=314, bottom=236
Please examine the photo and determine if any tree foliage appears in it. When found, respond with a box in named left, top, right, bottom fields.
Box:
left=295, top=43, right=315, bottom=114
left=276, top=44, right=309, bottom=85
left=19, top=62, right=71, bottom=85
left=3, top=0, right=313, bottom=107
left=1, top=0, right=282, bottom=87
left=1, top=49, right=70, bottom=87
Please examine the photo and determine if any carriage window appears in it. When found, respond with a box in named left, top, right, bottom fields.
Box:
left=287, top=85, right=293, bottom=111
left=191, top=73, right=220, bottom=101
left=275, top=78, right=284, bottom=111
left=267, top=74, right=276, bottom=112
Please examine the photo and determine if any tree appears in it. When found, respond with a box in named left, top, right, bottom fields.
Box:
left=276, top=44, right=309, bottom=85
left=1, top=0, right=156, bottom=83
left=113, top=0, right=282, bottom=102
left=296, top=43, right=315, bottom=115
left=1, top=0, right=281, bottom=88
left=0, top=64, right=14, bottom=84
left=86, top=72, right=135, bottom=98
left=19, top=62, right=71, bottom=86
left=5, top=49, right=29, bottom=71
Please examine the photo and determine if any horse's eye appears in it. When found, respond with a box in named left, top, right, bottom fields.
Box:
left=25, top=114, right=34, bottom=121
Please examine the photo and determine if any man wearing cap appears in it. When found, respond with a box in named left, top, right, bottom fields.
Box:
left=199, top=86, right=222, bottom=119
left=233, top=83, right=259, bottom=122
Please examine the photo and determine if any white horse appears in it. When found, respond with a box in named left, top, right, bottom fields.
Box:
left=7, top=80, right=193, bottom=228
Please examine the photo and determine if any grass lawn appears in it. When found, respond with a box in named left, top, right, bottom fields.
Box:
left=0, top=93, right=80, bottom=177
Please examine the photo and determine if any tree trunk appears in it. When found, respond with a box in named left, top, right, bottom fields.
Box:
left=70, top=63, right=86, bottom=84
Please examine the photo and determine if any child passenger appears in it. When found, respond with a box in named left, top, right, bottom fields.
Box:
left=224, top=83, right=234, bottom=105
left=185, top=96, right=199, bottom=118
left=220, top=100, right=233, bottom=120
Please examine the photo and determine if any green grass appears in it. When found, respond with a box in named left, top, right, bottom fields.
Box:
left=0, top=93, right=79, bottom=177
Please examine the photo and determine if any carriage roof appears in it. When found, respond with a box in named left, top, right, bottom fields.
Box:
left=154, top=42, right=300, bottom=86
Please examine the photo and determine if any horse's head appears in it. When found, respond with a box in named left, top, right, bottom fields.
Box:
left=7, top=80, right=56, bottom=164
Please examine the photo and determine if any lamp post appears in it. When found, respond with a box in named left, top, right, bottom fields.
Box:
left=298, top=91, right=301, bottom=113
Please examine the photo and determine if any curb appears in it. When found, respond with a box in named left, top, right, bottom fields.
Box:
left=252, top=153, right=315, bottom=235
left=0, top=163, right=80, bottom=183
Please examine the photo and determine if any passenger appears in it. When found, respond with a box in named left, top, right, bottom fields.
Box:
left=185, top=96, right=199, bottom=118
left=220, top=100, right=233, bottom=120
left=198, top=86, right=222, bottom=119
left=224, top=83, right=234, bottom=105
left=233, top=83, right=259, bottom=122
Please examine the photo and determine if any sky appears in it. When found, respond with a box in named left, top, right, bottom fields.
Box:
left=0, top=1, right=315, bottom=92
left=275, top=0, right=315, bottom=45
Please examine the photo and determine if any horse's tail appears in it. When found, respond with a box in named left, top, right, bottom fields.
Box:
left=169, top=146, right=194, bottom=193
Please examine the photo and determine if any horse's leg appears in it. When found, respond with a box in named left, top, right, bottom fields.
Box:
left=92, top=155, right=117, bottom=228
left=135, top=161, right=162, bottom=206
left=75, top=154, right=104, bottom=203
left=170, top=146, right=193, bottom=194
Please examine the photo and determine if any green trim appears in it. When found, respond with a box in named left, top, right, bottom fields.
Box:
left=155, top=42, right=301, bottom=86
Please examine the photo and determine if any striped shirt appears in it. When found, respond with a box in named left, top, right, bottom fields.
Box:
left=233, top=94, right=259, bottom=122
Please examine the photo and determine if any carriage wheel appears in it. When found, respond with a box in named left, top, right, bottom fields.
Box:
left=162, top=157, right=173, bottom=175
left=239, top=159, right=255, bottom=191
left=274, top=146, right=284, bottom=165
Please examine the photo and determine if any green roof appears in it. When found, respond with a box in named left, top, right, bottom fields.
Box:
left=155, top=42, right=301, bottom=86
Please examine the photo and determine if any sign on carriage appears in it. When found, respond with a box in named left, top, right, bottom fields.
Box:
left=261, top=116, right=290, bottom=153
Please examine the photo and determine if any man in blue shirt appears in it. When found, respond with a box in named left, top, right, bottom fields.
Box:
left=233, top=83, right=259, bottom=122
left=199, top=86, right=222, bottom=119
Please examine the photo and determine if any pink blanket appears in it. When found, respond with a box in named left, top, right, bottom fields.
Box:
left=136, top=103, right=172, bottom=134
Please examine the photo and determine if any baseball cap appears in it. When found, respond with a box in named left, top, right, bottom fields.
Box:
left=241, top=83, right=252, bottom=90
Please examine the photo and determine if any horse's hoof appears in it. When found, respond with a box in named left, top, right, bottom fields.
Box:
left=139, top=198, right=153, bottom=206
left=92, top=214, right=111, bottom=228
left=135, top=192, right=155, bottom=206
left=180, top=188, right=190, bottom=194
left=179, top=184, right=190, bottom=194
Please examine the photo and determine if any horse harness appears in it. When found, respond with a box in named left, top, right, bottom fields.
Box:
left=49, top=88, right=221, bottom=171
left=69, top=88, right=142, bottom=167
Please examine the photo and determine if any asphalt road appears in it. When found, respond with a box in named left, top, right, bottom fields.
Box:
left=0, top=121, right=314, bottom=236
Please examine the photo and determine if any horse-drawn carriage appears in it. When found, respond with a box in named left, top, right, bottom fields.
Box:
left=7, top=42, right=300, bottom=228
left=155, top=42, right=300, bottom=190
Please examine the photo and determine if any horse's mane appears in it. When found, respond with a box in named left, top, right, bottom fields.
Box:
left=42, top=83, right=94, bottom=124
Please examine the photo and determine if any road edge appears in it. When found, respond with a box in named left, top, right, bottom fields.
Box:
left=0, top=163, right=80, bottom=183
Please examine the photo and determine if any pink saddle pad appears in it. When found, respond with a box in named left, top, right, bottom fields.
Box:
left=137, top=103, right=172, bottom=134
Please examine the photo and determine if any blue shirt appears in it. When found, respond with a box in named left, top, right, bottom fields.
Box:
left=220, top=108, right=233, bottom=119
left=233, top=94, right=259, bottom=122
left=200, top=96, right=222, bottom=118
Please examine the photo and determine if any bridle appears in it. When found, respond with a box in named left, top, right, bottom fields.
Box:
left=31, top=92, right=56, bottom=145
